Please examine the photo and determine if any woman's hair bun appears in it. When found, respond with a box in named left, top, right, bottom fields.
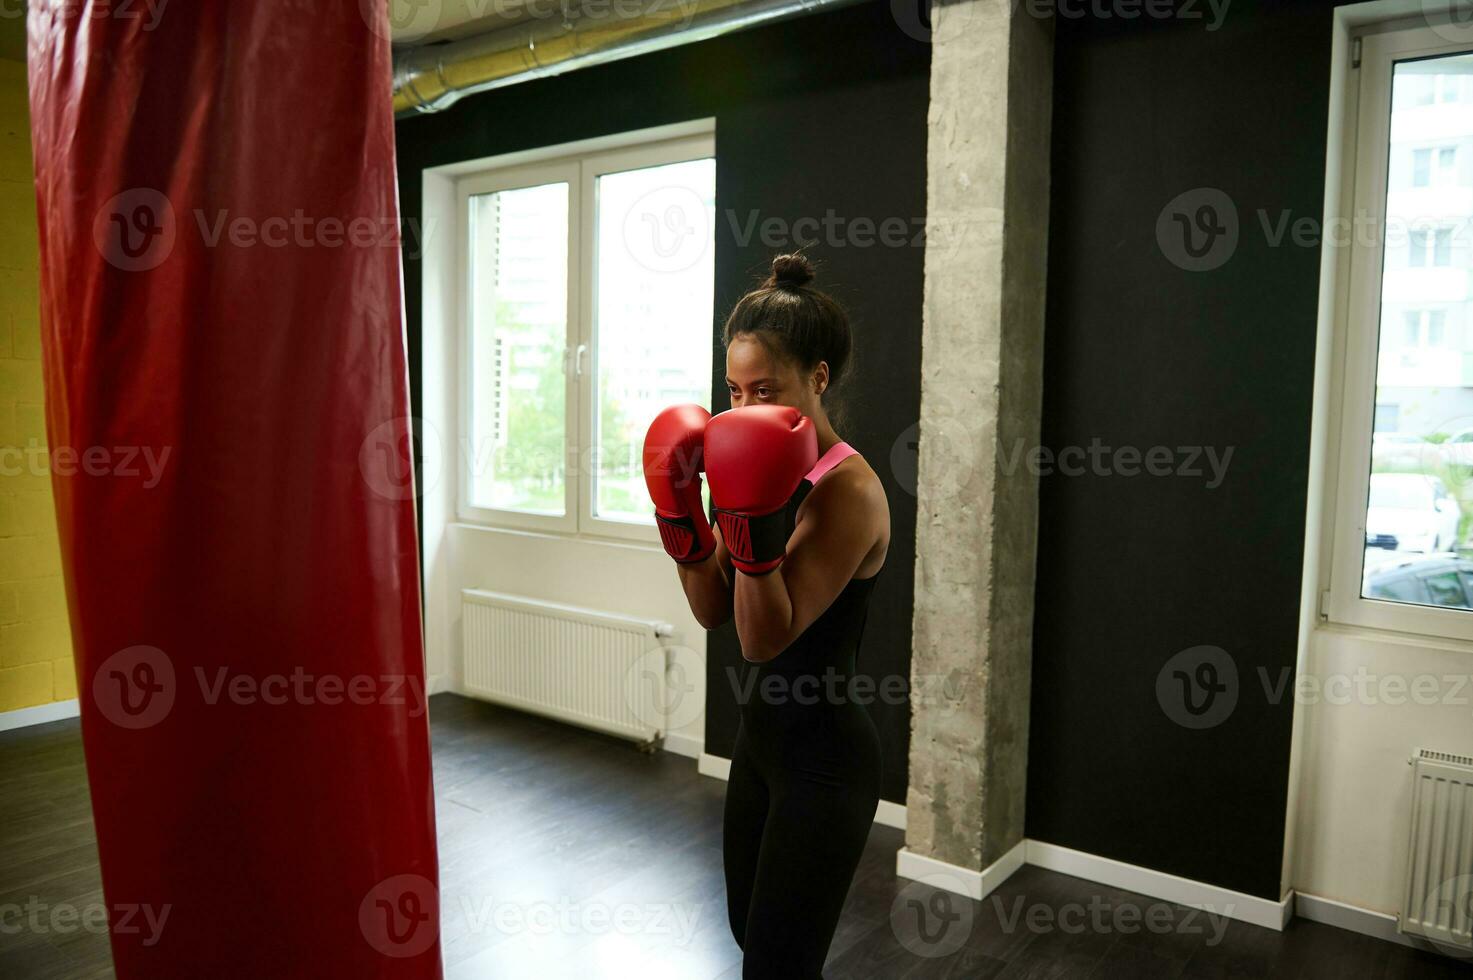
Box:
left=766, top=253, right=815, bottom=289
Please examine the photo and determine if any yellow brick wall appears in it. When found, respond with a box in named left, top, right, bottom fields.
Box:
left=0, top=56, right=73, bottom=712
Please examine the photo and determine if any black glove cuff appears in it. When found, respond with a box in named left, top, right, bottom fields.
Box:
left=714, top=508, right=788, bottom=567
left=655, top=512, right=713, bottom=563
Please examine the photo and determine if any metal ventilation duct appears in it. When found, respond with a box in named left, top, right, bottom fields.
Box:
left=392, top=0, right=864, bottom=117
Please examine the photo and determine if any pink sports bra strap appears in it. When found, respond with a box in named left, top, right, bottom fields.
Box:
left=805, top=441, right=858, bottom=485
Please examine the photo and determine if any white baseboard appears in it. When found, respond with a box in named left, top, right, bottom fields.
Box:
left=875, top=798, right=907, bottom=830
left=698, top=752, right=731, bottom=781
left=661, top=730, right=702, bottom=760
left=896, top=840, right=1026, bottom=901
left=425, top=672, right=453, bottom=696
left=0, top=699, right=80, bottom=733
left=1295, top=892, right=1413, bottom=948
left=1026, top=840, right=1294, bottom=932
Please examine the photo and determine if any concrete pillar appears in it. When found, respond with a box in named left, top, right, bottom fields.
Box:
left=902, top=0, right=1053, bottom=893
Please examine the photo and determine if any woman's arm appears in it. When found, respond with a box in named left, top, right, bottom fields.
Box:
left=732, top=465, right=885, bottom=662
left=676, top=523, right=735, bottom=629
left=643, top=403, right=735, bottom=629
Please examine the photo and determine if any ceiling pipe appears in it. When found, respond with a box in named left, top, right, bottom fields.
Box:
left=392, top=0, right=865, bottom=117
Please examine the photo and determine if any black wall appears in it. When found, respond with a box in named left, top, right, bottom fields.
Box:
left=395, top=0, right=930, bottom=805
left=397, top=0, right=1342, bottom=882
left=1028, top=0, right=1336, bottom=900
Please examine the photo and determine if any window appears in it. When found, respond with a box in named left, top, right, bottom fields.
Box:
left=1375, top=403, right=1402, bottom=430
left=1328, top=26, right=1473, bottom=637
left=1411, top=146, right=1458, bottom=186
left=1403, top=309, right=1447, bottom=346
left=593, top=157, right=717, bottom=523
left=1406, top=72, right=1465, bottom=106
left=456, top=127, right=716, bottom=540
left=466, top=182, right=569, bottom=515
left=1410, top=226, right=1454, bottom=266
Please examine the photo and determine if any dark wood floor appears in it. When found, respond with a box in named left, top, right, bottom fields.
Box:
left=1, top=692, right=1468, bottom=978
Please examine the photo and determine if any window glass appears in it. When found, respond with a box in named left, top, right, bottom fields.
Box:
left=1362, top=54, right=1473, bottom=609
left=1424, top=570, right=1468, bottom=606
left=592, top=158, right=716, bottom=523
left=467, top=183, right=569, bottom=514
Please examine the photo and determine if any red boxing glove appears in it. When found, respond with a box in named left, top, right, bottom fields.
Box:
left=704, top=405, right=819, bottom=575
left=643, top=404, right=716, bottom=563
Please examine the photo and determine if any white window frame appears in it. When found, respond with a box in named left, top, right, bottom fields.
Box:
left=1326, top=21, right=1473, bottom=639
left=453, top=122, right=717, bottom=543
left=456, top=160, right=581, bottom=534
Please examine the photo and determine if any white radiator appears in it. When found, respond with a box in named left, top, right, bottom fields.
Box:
left=460, top=589, right=673, bottom=746
left=1399, top=748, right=1473, bottom=954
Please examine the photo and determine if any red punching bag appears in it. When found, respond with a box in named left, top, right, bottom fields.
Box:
left=26, top=1, right=441, bottom=976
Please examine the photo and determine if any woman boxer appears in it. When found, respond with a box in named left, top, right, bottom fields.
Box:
left=642, top=253, right=890, bottom=978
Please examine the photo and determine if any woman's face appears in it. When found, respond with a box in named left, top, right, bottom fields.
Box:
left=725, top=334, right=826, bottom=416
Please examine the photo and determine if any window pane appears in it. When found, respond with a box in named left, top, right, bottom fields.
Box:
left=1435, top=227, right=1454, bottom=265
left=1424, top=571, right=1468, bottom=606
left=1414, top=147, right=1432, bottom=186
left=1362, top=53, right=1473, bottom=610
left=1365, top=561, right=1431, bottom=603
left=592, top=158, right=716, bottom=523
left=467, top=183, right=568, bottom=515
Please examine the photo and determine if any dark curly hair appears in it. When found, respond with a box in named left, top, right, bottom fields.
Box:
left=721, top=253, right=854, bottom=425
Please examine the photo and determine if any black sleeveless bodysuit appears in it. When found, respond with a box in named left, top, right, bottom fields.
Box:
left=722, top=446, right=883, bottom=978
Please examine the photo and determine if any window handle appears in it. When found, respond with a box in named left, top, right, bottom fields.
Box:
left=573, top=343, right=588, bottom=378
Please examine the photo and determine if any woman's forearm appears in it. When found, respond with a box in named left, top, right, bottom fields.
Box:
left=678, top=556, right=733, bottom=629
left=733, top=569, right=794, bottom=662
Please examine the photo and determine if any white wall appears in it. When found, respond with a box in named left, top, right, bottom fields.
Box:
left=444, top=524, right=707, bottom=757
left=418, top=150, right=707, bottom=760
left=1286, top=0, right=1473, bottom=924
left=1292, top=627, right=1472, bottom=913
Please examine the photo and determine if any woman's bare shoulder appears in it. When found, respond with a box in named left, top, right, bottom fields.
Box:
left=805, top=452, right=888, bottom=517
